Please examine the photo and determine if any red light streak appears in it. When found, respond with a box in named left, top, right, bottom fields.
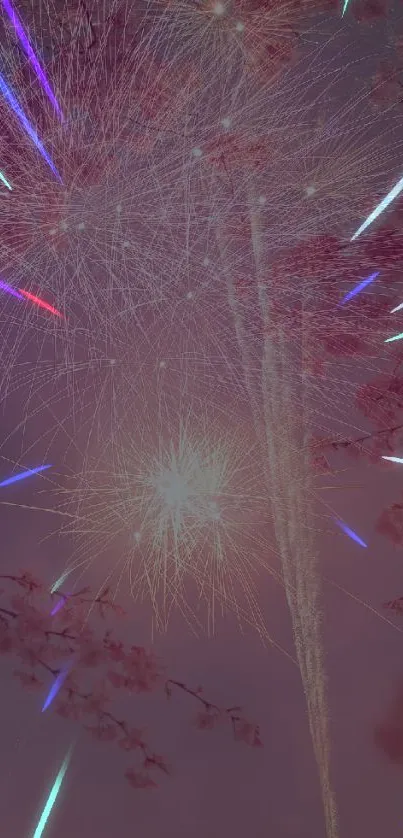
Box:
left=18, top=288, right=63, bottom=318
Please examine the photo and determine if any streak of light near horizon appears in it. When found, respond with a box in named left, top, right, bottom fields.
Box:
left=0, top=71, right=61, bottom=180
left=0, top=464, right=51, bottom=487
left=338, top=271, right=380, bottom=305
left=0, top=0, right=63, bottom=120
left=334, top=517, right=368, bottom=547
left=32, top=746, right=74, bottom=838
left=341, top=0, right=350, bottom=15
left=381, top=456, right=403, bottom=464
left=391, top=302, right=403, bottom=313
left=351, top=174, right=403, bottom=240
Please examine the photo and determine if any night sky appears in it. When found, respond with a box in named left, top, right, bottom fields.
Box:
left=0, top=1, right=403, bottom=837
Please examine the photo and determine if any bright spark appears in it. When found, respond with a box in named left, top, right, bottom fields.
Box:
left=0, top=168, right=11, bottom=189
left=0, top=464, right=51, bottom=487
left=50, top=570, right=72, bottom=594
left=381, top=456, right=403, bottom=464
left=50, top=596, right=68, bottom=616
left=64, top=422, right=269, bottom=633
left=338, top=271, right=380, bottom=305
left=0, top=71, right=62, bottom=181
left=351, top=174, right=403, bottom=241
left=32, top=747, right=73, bottom=838
left=0, top=0, right=63, bottom=120
left=0, top=279, right=23, bottom=299
left=42, top=667, right=70, bottom=712
left=385, top=331, right=403, bottom=344
left=391, top=302, right=403, bottom=313
left=19, top=289, right=63, bottom=317
left=334, top=517, right=367, bottom=548
left=341, top=0, right=350, bottom=15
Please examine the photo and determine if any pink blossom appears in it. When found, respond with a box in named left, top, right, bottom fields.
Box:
left=56, top=700, right=82, bottom=721
left=119, top=728, right=145, bottom=751
left=78, top=644, right=105, bottom=667
left=85, top=724, right=117, bottom=743
left=13, top=669, right=43, bottom=690
left=233, top=719, right=262, bottom=746
left=122, top=646, right=160, bottom=692
left=376, top=504, right=403, bottom=544
left=107, top=670, right=126, bottom=689
left=17, top=571, right=43, bottom=593
left=104, top=638, right=125, bottom=662
left=194, top=710, right=219, bottom=731
left=144, top=753, right=170, bottom=774
left=81, top=692, right=108, bottom=716
left=352, top=0, right=389, bottom=21
left=125, top=769, right=157, bottom=790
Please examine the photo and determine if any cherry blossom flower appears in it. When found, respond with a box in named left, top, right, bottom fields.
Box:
left=194, top=710, right=220, bottom=730
left=0, top=572, right=260, bottom=791
left=125, top=769, right=157, bottom=790
left=376, top=503, right=403, bottom=545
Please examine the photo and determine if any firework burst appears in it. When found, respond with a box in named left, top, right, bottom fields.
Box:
left=51, top=405, right=278, bottom=637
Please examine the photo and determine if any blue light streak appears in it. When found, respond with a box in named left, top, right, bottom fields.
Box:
left=338, top=271, right=380, bottom=306
left=0, top=71, right=61, bottom=180
left=0, top=464, right=51, bottom=487
left=334, top=517, right=368, bottom=548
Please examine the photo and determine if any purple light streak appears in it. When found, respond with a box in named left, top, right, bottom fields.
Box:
left=334, top=517, right=368, bottom=548
left=0, top=464, right=51, bottom=487
left=0, top=278, right=23, bottom=299
left=42, top=667, right=70, bottom=712
left=338, top=271, right=380, bottom=306
left=1, top=0, right=63, bottom=120
left=0, top=71, right=62, bottom=181
left=50, top=595, right=69, bottom=617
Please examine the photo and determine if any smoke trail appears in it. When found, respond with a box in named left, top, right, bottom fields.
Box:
left=220, top=187, right=338, bottom=838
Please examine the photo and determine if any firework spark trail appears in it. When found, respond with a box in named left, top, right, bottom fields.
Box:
left=0, top=0, right=63, bottom=119
left=42, top=664, right=71, bottom=712
left=0, top=278, right=23, bottom=299
left=351, top=173, right=403, bottom=241
left=263, top=327, right=338, bottom=838
left=334, top=517, right=367, bottom=547
left=32, top=745, right=74, bottom=838
left=0, top=168, right=11, bottom=189
left=245, top=191, right=337, bottom=837
left=0, top=70, right=61, bottom=180
left=385, top=331, right=403, bottom=344
left=0, top=464, right=51, bottom=487
left=338, top=272, right=380, bottom=306
left=0, top=6, right=398, bottom=832
left=215, top=175, right=336, bottom=832
left=18, top=289, right=63, bottom=318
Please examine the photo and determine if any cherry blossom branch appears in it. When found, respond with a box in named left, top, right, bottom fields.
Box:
left=0, top=571, right=261, bottom=787
left=329, top=423, right=403, bottom=451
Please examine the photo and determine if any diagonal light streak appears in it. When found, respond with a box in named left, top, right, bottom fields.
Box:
left=351, top=174, right=403, bottom=241
left=0, top=70, right=61, bottom=180
left=0, top=0, right=63, bottom=120
left=0, top=464, right=51, bottom=487
left=32, top=746, right=74, bottom=838
left=338, top=271, right=379, bottom=306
